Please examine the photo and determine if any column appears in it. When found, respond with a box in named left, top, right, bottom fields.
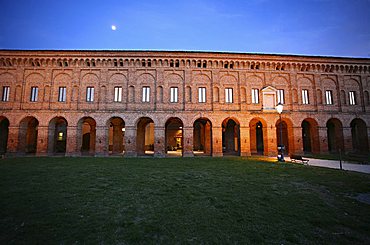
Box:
left=183, top=126, right=194, bottom=157
left=292, top=126, right=304, bottom=155
left=342, top=127, right=352, bottom=153
left=154, top=126, right=165, bottom=157
left=66, top=125, right=78, bottom=156
left=6, top=126, right=19, bottom=155
left=318, top=127, right=329, bottom=154
left=36, top=125, right=48, bottom=156
left=212, top=126, right=223, bottom=157
left=266, top=125, right=278, bottom=157
left=240, top=126, right=251, bottom=156
left=95, top=126, right=108, bottom=156
left=124, top=125, right=137, bottom=157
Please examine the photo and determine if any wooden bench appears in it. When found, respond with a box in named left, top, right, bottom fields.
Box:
left=290, top=155, right=309, bottom=165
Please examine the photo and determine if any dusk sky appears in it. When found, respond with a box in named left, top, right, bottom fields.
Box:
left=0, top=0, right=369, bottom=57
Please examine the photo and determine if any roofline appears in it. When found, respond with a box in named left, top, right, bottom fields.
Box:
left=0, top=49, right=369, bottom=62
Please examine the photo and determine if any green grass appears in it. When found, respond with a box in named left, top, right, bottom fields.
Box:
left=0, top=157, right=369, bottom=244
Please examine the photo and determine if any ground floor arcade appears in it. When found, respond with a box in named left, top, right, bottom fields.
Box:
left=0, top=112, right=369, bottom=157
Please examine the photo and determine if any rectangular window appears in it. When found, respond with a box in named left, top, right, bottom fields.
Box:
left=58, top=87, right=66, bottom=102
left=277, top=89, right=284, bottom=104
left=142, top=86, right=150, bottom=102
left=325, top=90, right=333, bottom=105
left=2, top=86, right=10, bottom=102
left=251, top=88, right=259, bottom=104
left=349, top=91, right=356, bottom=105
left=170, top=87, right=178, bottom=103
left=198, top=87, right=206, bottom=103
left=302, top=89, right=309, bottom=104
left=114, top=86, right=122, bottom=102
left=86, top=87, right=94, bottom=102
left=30, top=86, right=38, bottom=102
left=225, top=88, right=233, bottom=103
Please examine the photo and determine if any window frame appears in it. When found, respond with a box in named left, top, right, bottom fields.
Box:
left=251, top=88, right=259, bottom=104
left=86, top=86, right=94, bottom=102
left=198, top=87, right=206, bottom=103
left=349, top=91, right=356, bottom=105
left=225, top=88, right=233, bottom=103
left=114, top=86, right=122, bottom=102
left=58, top=86, right=67, bottom=102
left=2, top=86, right=10, bottom=102
left=170, top=87, right=178, bottom=103
left=277, top=89, right=285, bottom=104
left=302, top=89, right=309, bottom=105
left=30, top=86, right=38, bottom=102
left=142, top=86, right=150, bottom=103
left=325, top=90, right=333, bottom=105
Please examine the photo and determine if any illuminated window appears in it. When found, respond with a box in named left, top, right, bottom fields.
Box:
left=114, top=86, right=122, bottom=102
left=58, top=87, right=66, bottom=102
left=251, top=89, right=259, bottom=104
left=142, top=86, right=150, bottom=102
left=170, top=87, right=178, bottom=103
left=302, top=89, right=309, bottom=104
left=198, top=87, right=206, bottom=103
left=225, top=88, right=233, bottom=103
left=30, top=86, right=38, bottom=102
left=86, top=87, right=94, bottom=102
left=277, top=89, right=284, bottom=104
left=2, top=86, right=10, bottom=102
left=325, top=90, right=333, bottom=105
left=349, top=91, right=356, bottom=105
left=57, top=132, right=64, bottom=141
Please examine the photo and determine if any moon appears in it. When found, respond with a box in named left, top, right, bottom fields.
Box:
left=111, top=25, right=117, bottom=31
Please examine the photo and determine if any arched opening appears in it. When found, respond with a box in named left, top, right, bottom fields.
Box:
left=18, top=116, right=39, bottom=154
left=326, top=118, right=344, bottom=153
left=48, top=117, right=68, bottom=154
left=249, top=118, right=267, bottom=155
left=350, top=118, right=369, bottom=153
left=193, top=118, right=212, bottom=156
left=222, top=118, right=240, bottom=155
left=108, top=117, right=125, bottom=155
left=78, top=117, right=96, bottom=155
left=0, top=117, right=9, bottom=154
left=276, top=120, right=289, bottom=154
left=165, top=117, right=183, bottom=156
left=136, top=117, right=154, bottom=156
left=301, top=119, right=320, bottom=154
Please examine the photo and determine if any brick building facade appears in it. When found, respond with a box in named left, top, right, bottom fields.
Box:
left=0, top=50, right=369, bottom=157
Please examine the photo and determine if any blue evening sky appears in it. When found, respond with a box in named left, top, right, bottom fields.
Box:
left=0, top=0, right=369, bottom=57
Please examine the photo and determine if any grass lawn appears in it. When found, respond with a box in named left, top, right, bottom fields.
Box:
left=0, top=157, right=369, bottom=244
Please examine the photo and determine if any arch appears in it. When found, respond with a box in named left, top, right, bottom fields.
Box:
left=222, top=118, right=240, bottom=155
left=275, top=118, right=294, bottom=154
left=350, top=118, right=369, bottom=154
left=249, top=118, right=268, bottom=155
left=77, top=117, right=96, bottom=155
left=136, top=117, right=154, bottom=156
left=0, top=116, right=9, bottom=154
left=48, top=117, right=68, bottom=154
left=18, top=116, right=39, bottom=154
left=193, top=118, right=212, bottom=156
left=301, top=118, right=320, bottom=154
left=107, top=117, right=125, bottom=155
left=165, top=117, right=183, bottom=156
left=326, top=118, right=344, bottom=153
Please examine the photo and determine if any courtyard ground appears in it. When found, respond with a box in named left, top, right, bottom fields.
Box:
left=0, top=157, right=369, bottom=244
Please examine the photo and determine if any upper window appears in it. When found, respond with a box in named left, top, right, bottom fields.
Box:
left=2, top=86, right=10, bottom=102
left=325, top=90, right=333, bottom=105
left=30, top=86, right=38, bottom=102
left=302, top=89, right=309, bottom=104
left=58, top=87, right=66, bottom=102
left=86, top=87, right=94, bottom=102
left=349, top=91, right=356, bottom=105
left=277, top=89, right=284, bottom=104
left=198, top=87, right=206, bottom=103
left=251, top=88, right=259, bottom=104
left=114, top=86, right=122, bottom=102
left=170, top=87, right=178, bottom=103
left=225, top=88, right=233, bottom=103
left=142, top=86, right=150, bottom=102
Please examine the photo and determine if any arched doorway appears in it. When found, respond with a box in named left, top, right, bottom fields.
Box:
left=136, top=117, right=154, bottom=156
left=108, top=117, right=125, bottom=155
left=276, top=120, right=289, bottom=154
left=301, top=118, right=320, bottom=154
left=0, top=117, right=9, bottom=154
left=222, top=118, right=240, bottom=155
left=193, top=118, right=212, bottom=156
left=249, top=118, right=266, bottom=155
left=78, top=117, right=96, bottom=155
left=18, top=116, right=39, bottom=154
left=48, top=117, right=68, bottom=154
left=326, top=118, right=344, bottom=153
left=350, top=118, right=369, bottom=153
left=165, top=117, right=183, bottom=156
